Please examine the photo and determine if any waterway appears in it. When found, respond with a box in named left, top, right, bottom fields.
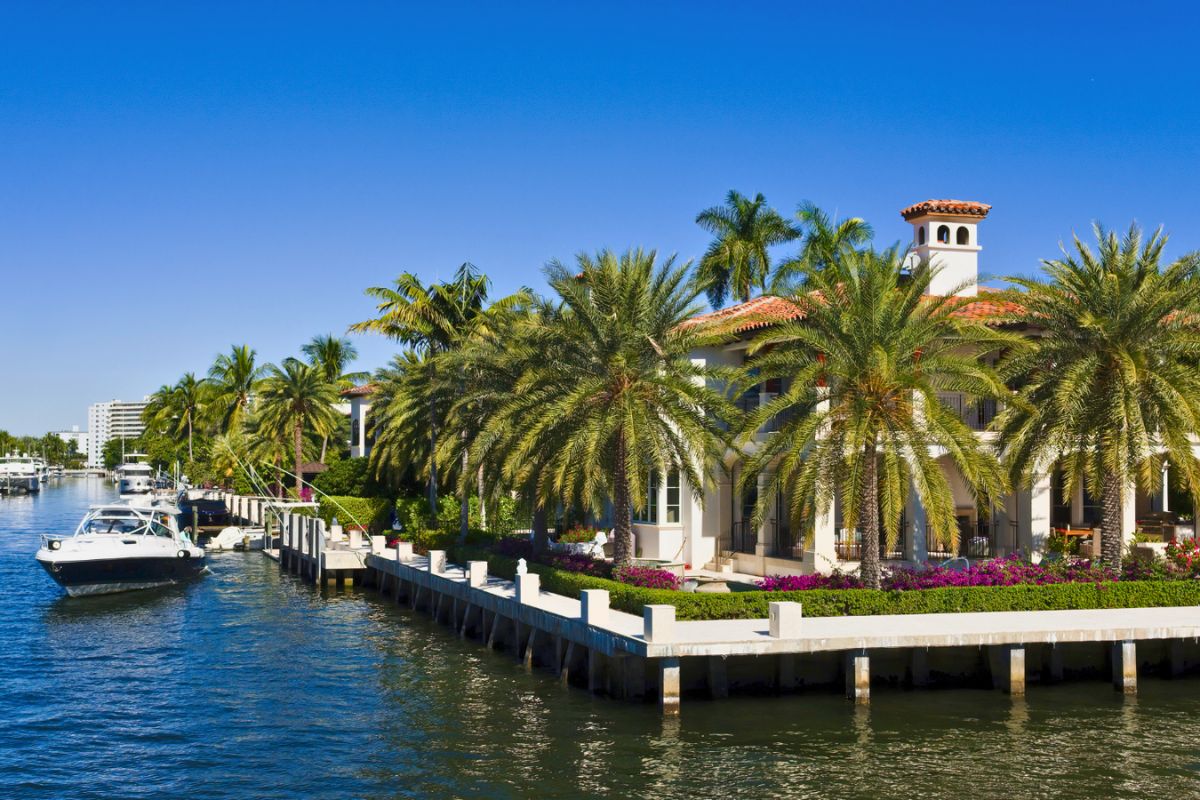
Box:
left=1, top=477, right=1198, bottom=799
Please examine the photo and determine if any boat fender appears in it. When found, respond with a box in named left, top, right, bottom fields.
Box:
left=177, top=550, right=191, bottom=559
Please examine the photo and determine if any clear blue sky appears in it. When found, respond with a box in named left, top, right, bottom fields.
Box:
left=3, top=1, right=1199, bottom=435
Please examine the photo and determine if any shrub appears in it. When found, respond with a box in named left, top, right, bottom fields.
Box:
left=613, top=565, right=681, bottom=590
left=312, top=457, right=382, bottom=497
left=558, top=525, right=599, bottom=544
left=317, top=495, right=392, bottom=534
left=444, top=543, right=1200, bottom=620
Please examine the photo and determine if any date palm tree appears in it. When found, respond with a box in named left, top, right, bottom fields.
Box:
left=208, top=345, right=266, bottom=434
left=485, top=248, right=734, bottom=567
left=695, top=190, right=797, bottom=309
left=996, top=223, right=1200, bottom=566
left=302, top=334, right=369, bottom=461
left=770, top=201, right=873, bottom=292
left=256, top=359, right=340, bottom=496
left=738, top=246, right=1017, bottom=588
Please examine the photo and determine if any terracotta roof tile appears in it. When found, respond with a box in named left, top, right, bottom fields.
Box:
left=900, top=199, right=992, bottom=220
left=684, top=287, right=1022, bottom=334
left=340, top=383, right=377, bottom=398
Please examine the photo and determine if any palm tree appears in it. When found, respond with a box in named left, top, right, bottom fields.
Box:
left=695, top=190, right=797, bottom=309
left=483, top=248, right=734, bottom=567
left=173, top=373, right=206, bottom=461
left=143, top=374, right=207, bottom=460
left=208, top=345, right=265, bottom=433
left=737, top=247, right=1017, bottom=588
left=256, top=359, right=340, bottom=496
left=996, top=223, right=1200, bottom=566
left=302, top=334, right=369, bottom=461
left=770, top=202, right=873, bottom=292
left=352, top=263, right=528, bottom=530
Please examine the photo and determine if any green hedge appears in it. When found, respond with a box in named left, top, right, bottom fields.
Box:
left=317, top=495, right=392, bottom=534
left=446, top=544, right=1200, bottom=619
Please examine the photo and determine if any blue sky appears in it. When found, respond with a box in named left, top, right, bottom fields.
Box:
left=2, top=1, right=1199, bottom=435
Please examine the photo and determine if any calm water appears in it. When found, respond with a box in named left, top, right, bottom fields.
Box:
left=2, top=478, right=1199, bottom=799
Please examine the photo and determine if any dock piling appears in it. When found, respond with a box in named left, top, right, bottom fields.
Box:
left=845, top=651, right=870, bottom=704
left=1112, top=640, right=1137, bottom=694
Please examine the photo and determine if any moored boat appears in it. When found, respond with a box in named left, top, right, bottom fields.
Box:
left=36, top=500, right=205, bottom=596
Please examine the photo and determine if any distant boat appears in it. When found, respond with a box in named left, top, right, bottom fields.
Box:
left=115, top=461, right=155, bottom=496
left=0, top=453, right=41, bottom=494
left=36, top=499, right=205, bottom=596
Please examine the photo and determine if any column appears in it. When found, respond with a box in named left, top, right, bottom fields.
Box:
left=991, top=645, right=1026, bottom=696
left=905, top=484, right=928, bottom=562
left=1020, top=471, right=1052, bottom=556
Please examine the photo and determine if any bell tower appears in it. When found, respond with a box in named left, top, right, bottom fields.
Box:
left=900, top=199, right=991, bottom=296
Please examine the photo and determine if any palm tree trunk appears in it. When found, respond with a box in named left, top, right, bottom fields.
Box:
left=1101, top=472, right=1124, bottom=566
left=859, top=442, right=882, bottom=590
left=428, top=398, right=438, bottom=523
left=612, top=436, right=634, bottom=568
left=477, top=465, right=486, bottom=530
left=532, top=503, right=548, bottom=554
left=319, top=434, right=328, bottom=464
left=187, top=419, right=193, bottom=461
left=458, top=445, right=469, bottom=542
left=293, top=420, right=304, bottom=496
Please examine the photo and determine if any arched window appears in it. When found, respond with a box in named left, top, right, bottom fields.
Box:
left=937, top=225, right=950, bottom=243
left=918, top=226, right=926, bottom=245
left=956, top=226, right=969, bottom=245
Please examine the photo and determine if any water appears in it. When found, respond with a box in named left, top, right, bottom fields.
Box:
left=2, top=479, right=1199, bottom=799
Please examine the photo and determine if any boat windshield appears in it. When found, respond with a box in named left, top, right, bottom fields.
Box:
left=79, top=511, right=176, bottom=538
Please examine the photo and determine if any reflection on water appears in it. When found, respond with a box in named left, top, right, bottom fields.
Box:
left=2, top=478, right=1200, bottom=799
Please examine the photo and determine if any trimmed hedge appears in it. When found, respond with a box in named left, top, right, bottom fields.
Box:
left=447, top=544, right=1200, bottom=619
left=317, top=495, right=393, bottom=534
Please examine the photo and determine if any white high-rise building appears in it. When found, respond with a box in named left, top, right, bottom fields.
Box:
left=87, top=398, right=149, bottom=467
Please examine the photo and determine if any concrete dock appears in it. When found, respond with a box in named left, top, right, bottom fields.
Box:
left=220, top=492, right=1200, bottom=714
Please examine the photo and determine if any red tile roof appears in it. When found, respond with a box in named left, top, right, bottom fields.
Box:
left=684, top=287, right=1022, bottom=334
left=340, top=383, right=377, bottom=398
left=900, top=199, right=992, bottom=220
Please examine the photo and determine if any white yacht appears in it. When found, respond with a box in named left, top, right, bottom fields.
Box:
left=0, top=453, right=41, bottom=494
left=36, top=499, right=205, bottom=596
left=115, top=460, right=155, bottom=496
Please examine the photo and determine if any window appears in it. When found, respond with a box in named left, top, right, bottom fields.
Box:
left=937, top=225, right=950, bottom=243
left=665, top=471, right=680, bottom=523
left=956, top=226, right=969, bottom=245
left=918, top=226, right=926, bottom=245
left=634, top=471, right=659, bottom=523
left=351, top=417, right=360, bottom=447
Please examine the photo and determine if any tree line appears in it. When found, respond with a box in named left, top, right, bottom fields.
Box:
left=145, top=191, right=1200, bottom=588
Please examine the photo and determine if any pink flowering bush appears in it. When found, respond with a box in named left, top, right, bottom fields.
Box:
left=757, top=553, right=1128, bottom=592
left=614, top=565, right=682, bottom=591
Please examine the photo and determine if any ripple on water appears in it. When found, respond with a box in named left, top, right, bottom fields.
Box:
left=3, top=478, right=1200, bottom=799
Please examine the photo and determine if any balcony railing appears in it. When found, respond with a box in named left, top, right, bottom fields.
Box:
left=936, top=393, right=1000, bottom=431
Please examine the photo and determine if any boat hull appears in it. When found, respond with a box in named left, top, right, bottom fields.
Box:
left=37, top=554, right=205, bottom=597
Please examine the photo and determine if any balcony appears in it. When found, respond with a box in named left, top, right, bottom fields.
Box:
left=937, top=392, right=1000, bottom=431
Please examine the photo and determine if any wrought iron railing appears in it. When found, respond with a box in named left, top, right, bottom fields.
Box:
left=731, top=519, right=757, bottom=554
left=936, top=393, right=1001, bottom=431
left=835, top=525, right=906, bottom=561
left=926, top=518, right=997, bottom=560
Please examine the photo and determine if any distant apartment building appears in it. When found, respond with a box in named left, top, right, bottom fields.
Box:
left=87, top=398, right=149, bottom=467
left=53, top=426, right=90, bottom=459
